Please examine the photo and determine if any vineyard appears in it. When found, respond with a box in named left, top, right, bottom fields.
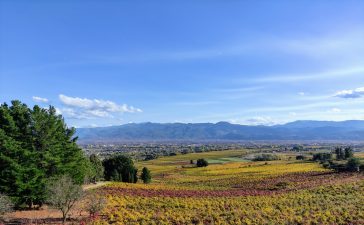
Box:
left=93, top=150, right=364, bottom=224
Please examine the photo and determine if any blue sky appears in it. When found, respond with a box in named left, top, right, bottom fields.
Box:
left=1, top=0, right=364, bottom=127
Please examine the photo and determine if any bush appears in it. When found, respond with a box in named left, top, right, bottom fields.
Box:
left=196, top=159, right=208, bottom=167
left=0, top=193, right=13, bottom=219
left=292, top=145, right=304, bottom=151
left=322, top=161, right=331, bottom=169
left=312, top=153, right=332, bottom=162
left=84, top=193, right=106, bottom=218
left=328, top=158, right=361, bottom=172
left=331, top=163, right=347, bottom=172
left=144, top=154, right=158, bottom=161
left=296, top=155, right=306, bottom=160
left=346, top=158, right=361, bottom=172
left=335, top=147, right=354, bottom=160
left=181, top=149, right=191, bottom=155
left=252, top=154, right=280, bottom=161
left=360, top=163, right=364, bottom=172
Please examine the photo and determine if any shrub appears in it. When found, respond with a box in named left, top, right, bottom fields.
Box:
left=144, top=154, right=158, bottom=161
left=344, top=147, right=354, bottom=159
left=346, top=158, right=361, bottom=172
left=335, top=147, right=353, bottom=160
left=329, top=162, right=346, bottom=172
left=196, top=159, right=208, bottom=167
left=253, top=154, right=280, bottom=161
left=296, top=155, right=306, bottom=160
left=0, top=193, right=13, bottom=219
left=312, top=153, right=332, bottom=162
left=360, top=163, right=364, bottom=172
left=181, top=149, right=191, bottom=155
left=292, top=145, right=304, bottom=151
left=322, top=162, right=331, bottom=169
left=84, top=193, right=106, bottom=218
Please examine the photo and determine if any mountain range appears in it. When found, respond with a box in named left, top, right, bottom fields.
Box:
left=76, top=120, right=364, bottom=143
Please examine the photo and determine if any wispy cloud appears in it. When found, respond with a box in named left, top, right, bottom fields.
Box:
left=230, top=116, right=277, bottom=126
left=213, top=86, right=265, bottom=100
left=334, top=87, right=364, bottom=98
left=329, top=107, right=342, bottom=113
left=175, top=101, right=220, bottom=106
left=272, top=31, right=364, bottom=58
left=251, top=66, right=364, bottom=83
left=32, top=96, right=49, bottom=103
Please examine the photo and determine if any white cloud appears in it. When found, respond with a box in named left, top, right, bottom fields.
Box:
left=59, top=94, right=142, bottom=113
left=58, top=107, right=90, bottom=119
left=32, top=96, right=49, bottom=103
left=231, top=116, right=277, bottom=126
left=55, top=107, right=62, bottom=115
left=298, top=92, right=305, bottom=96
left=85, top=109, right=112, bottom=118
left=329, top=108, right=342, bottom=113
left=91, top=31, right=364, bottom=64
left=334, top=87, right=364, bottom=98
left=58, top=94, right=142, bottom=119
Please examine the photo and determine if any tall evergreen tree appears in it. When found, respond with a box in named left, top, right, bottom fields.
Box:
left=335, top=147, right=345, bottom=160
left=344, top=147, right=354, bottom=159
left=0, top=101, right=89, bottom=207
left=140, top=167, right=152, bottom=184
left=89, top=154, right=104, bottom=183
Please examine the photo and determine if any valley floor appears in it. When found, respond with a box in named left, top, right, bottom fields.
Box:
left=94, top=150, right=364, bottom=225
left=4, top=150, right=364, bottom=225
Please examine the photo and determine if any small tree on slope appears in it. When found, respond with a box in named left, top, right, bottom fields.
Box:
left=46, top=175, right=83, bottom=224
left=141, top=167, right=152, bottom=184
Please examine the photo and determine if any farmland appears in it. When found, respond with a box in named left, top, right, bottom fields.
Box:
left=93, top=150, right=364, bottom=225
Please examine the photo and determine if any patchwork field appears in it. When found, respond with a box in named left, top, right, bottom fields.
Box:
left=94, top=150, right=364, bottom=225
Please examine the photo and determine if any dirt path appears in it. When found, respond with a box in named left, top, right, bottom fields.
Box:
left=83, top=181, right=110, bottom=190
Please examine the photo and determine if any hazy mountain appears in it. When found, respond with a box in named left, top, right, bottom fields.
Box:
left=76, top=120, right=364, bottom=143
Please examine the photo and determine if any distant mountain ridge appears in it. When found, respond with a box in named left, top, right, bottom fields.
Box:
left=76, top=120, right=364, bottom=143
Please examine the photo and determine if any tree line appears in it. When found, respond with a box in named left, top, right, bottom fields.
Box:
left=312, top=147, right=362, bottom=172
left=0, top=101, right=151, bottom=211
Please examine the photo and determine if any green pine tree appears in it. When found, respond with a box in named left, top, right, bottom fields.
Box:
left=140, top=167, right=152, bottom=184
left=0, top=101, right=89, bottom=208
left=89, top=154, right=104, bottom=183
